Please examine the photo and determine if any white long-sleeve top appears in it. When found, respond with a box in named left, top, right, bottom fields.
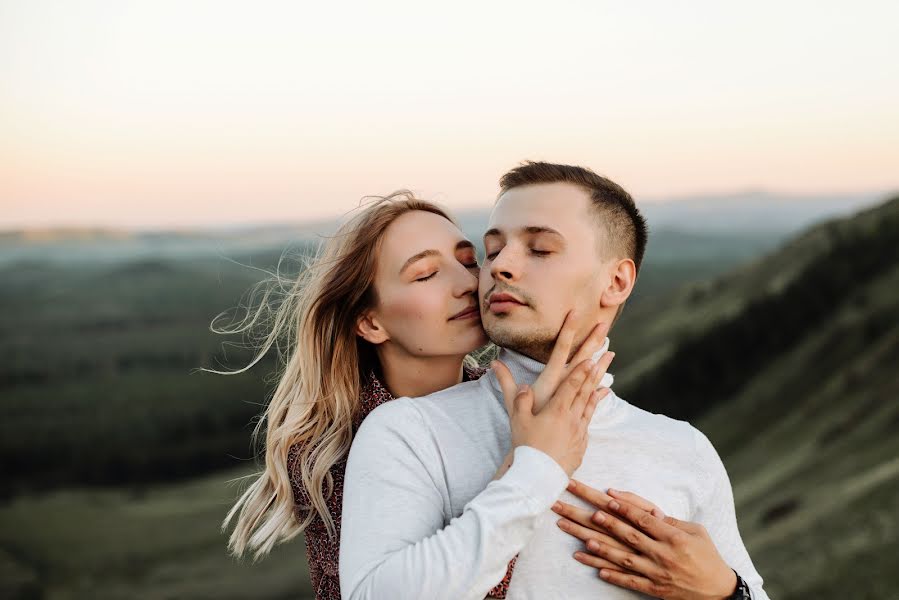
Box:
left=339, top=347, right=770, bottom=600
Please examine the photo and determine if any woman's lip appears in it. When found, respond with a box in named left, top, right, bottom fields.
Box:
left=450, top=307, right=481, bottom=320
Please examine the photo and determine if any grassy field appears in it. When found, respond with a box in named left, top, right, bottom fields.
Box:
left=0, top=466, right=312, bottom=600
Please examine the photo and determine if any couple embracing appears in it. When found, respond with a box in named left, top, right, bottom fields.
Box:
left=223, top=161, right=769, bottom=600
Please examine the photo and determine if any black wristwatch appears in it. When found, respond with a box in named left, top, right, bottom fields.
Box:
left=725, top=568, right=752, bottom=600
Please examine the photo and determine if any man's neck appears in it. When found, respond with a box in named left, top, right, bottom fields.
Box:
left=494, top=346, right=553, bottom=410
left=491, top=342, right=614, bottom=413
left=376, top=346, right=467, bottom=399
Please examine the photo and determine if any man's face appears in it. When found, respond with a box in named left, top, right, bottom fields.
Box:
left=479, top=182, right=611, bottom=361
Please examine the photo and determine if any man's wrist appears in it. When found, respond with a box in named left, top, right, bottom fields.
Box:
left=722, top=568, right=751, bottom=600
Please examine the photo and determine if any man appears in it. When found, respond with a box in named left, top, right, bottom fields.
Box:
left=339, top=162, right=769, bottom=599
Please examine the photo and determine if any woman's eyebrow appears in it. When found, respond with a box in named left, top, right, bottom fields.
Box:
left=399, top=249, right=440, bottom=275
left=399, top=241, right=474, bottom=275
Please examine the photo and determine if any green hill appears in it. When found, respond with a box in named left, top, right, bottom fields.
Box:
left=614, top=195, right=899, bottom=599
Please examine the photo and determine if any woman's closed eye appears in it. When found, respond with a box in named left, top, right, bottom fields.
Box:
left=415, top=271, right=438, bottom=282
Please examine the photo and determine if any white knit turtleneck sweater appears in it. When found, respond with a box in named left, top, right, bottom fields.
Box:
left=339, top=345, right=769, bottom=600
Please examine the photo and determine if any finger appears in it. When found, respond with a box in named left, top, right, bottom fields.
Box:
left=590, top=350, right=615, bottom=390
left=586, top=539, right=665, bottom=582
left=548, top=358, right=593, bottom=411
left=573, top=551, right=633, bottom=575
left=566, top=478, right=615, bottom=510
left=661, top=514, right=700, bottom=533
left=591, top=509, right=657, bottom=556
left=567, top=320, right=611, bottom=368
left=553, top=514, right=632, bottom=553
left=571, top=360, right=602, bottom=414
left=552, top=501, right=608, bottom=532
left=605, top=496, right=681, bottom=543
left=607, top=488, right=664, bottom=518
left=490, top=359, right=519, bottom=416
left=542, top=309, right=578, bottom=391
left=513, top=385, right=535, bottom=417
left=584, top=388, right=610, bottom=422
left=597, top=567, right=663, bottom=598
left=552, top=500, right=599, bottom=531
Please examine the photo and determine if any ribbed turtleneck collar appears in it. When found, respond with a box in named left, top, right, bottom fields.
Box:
left=485, top=345, right=623, bottom=429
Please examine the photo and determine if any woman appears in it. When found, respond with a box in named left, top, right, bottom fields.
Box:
left=215, top=191, right=610, bottom=599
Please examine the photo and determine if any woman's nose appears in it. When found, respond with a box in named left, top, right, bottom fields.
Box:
left=453, top=262, right=479, bottom=297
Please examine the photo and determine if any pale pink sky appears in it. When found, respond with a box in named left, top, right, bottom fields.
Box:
left=1, top=1, right=897, bottom=230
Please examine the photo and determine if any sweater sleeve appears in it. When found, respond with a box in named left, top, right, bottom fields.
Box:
left=338, top=399, right=569, bottom=600
left=692, top=428, right=771, bottom=600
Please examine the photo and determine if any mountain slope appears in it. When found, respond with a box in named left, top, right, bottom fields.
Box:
left=613, top=195, right=899, bottom=600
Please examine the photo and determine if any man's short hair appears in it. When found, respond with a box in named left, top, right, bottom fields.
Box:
left=498, top=161, right=648, bottom=273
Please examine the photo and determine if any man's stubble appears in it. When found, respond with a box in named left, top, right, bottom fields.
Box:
left=483, top=312, right=558, bottom=364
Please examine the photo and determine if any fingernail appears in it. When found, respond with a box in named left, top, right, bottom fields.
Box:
left=653, top=508, right=666, bottom=518
left=587, top=539, right=600, bottom=551
left=594, top=512, right=606, bottom=523
left=552, top=501, right=561, bottom=511
left=567, top=480, right=576, bottom=490
left=608, top=500, right=620, bottom=511
left=607, top=488, right=616, bottom=494
left=600, top=569, right=610, bottom=579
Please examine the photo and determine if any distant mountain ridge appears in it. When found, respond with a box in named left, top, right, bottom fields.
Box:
left=1, top=190, right=887, bottom=269
left=2, top=189, right=886, bottom=242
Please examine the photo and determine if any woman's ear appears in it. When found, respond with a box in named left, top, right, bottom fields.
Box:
left=356, top=311, right=389, bottom=345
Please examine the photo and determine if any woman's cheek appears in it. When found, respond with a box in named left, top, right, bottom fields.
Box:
left=414, top=286, right=453, bottom=339
left=392, top=286, right=430, bottom=319
left=388, top=288, right=444, bottom=339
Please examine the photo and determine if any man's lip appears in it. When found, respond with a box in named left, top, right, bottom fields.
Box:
left=488, top=292, right=526, bottom=306
left=449, top=306, right=480, bottom=320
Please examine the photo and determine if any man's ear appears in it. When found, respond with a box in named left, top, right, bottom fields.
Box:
left=355, top=311, right=389, bottom=345
left=600, top=258, right=637, bottom=309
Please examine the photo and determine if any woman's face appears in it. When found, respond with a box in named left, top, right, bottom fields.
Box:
left=363, top=210, right=488, bottom=358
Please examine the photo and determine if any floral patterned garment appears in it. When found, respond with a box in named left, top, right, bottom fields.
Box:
left=288, top=365, right=518, bottom=599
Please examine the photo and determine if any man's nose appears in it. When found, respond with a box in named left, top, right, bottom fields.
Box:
left=490, top=247, right=517, bottom=282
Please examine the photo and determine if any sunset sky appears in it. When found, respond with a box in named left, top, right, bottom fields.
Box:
left=1, top=0, right=897, bottom=230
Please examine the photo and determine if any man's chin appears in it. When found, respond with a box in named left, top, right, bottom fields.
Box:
left=483, top=318, right=554, bottom=358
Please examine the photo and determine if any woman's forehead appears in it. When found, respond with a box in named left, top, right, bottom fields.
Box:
left=380, top=211, right=468, bottom=266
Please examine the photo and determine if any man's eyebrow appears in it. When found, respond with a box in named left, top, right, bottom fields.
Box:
left=524, top=226, right=563, bottom=237
left=483, top=226, right=563, bottom=238
left=399, top=241, right=474, bottom=274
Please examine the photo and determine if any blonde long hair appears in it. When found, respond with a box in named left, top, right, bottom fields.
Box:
left=210, top=191, right=465, bottom=562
